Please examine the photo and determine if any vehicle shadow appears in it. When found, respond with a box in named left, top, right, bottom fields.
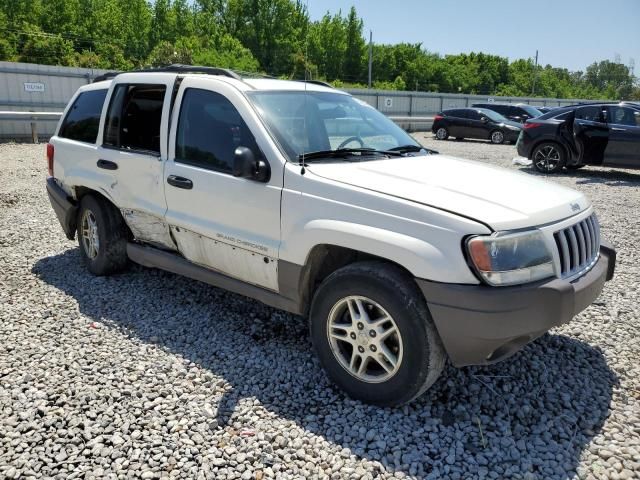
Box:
left=33, top=249, right=617, bottom=479
left=517, top=165, right=640, bottom=187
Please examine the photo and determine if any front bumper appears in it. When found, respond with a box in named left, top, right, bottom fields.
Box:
left=417, top=242, right=615, bottom=367
left=46, top=177, right=77, bottom=240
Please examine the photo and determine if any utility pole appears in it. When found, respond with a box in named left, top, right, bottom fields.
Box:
left=368, top=30, right=373, bottom=89
left=531, top=50, right=539, bottom=96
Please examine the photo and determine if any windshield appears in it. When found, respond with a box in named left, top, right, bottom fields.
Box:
left=477, top=108, right=508, bottom=123
left=520, top=105, right=543, bottom=117
left=247, top=91, right=421, bottom=161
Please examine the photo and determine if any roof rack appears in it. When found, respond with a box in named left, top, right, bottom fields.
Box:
left=92, top=64, right=242, bottom=83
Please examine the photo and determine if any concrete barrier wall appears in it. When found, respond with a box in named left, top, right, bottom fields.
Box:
left=0, top=61, right=597, bottom=140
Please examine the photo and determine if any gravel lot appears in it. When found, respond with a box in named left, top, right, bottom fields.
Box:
left=1, top=138, right=639, bottom=480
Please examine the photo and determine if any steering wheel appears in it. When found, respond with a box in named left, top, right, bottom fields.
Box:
left=337, top=136, right=365, bottom=149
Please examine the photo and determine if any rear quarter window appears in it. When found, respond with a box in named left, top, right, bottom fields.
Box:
left=59, top=89, right=107, bottom=143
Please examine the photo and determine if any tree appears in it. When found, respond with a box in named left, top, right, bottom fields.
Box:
left=226, top=0, right=308, bottom=75
left=18, top=24, right=76, bottom=65
left=343, top=6, right=364, bottom=82
left=585, top=60, right=634, bottom=99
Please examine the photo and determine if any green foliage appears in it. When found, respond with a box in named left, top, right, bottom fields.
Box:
left=0, top=0, right=636, bottom=100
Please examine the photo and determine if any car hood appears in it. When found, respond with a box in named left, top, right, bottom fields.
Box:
left=306, top=154, right=589, bottom=231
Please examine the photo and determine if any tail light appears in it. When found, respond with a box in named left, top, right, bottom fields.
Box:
left=523, top=122, right=542, bottom=129
left=434, top=115, right=443, bottom=121
left=46, top=143, right=54, bottom=177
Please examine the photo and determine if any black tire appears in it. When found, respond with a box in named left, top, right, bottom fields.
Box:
left=434, top=126, right=449, bottom=140
left=489, top=130, right=505, bottom=144
left=309, top=261, right=446, bottom=407
left=77, top=195, right=129, bottom=276
left=532, top=142, right=567, bottom=174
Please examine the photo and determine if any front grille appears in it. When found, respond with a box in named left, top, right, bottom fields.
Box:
left=554, top=214, right=600, bottom=278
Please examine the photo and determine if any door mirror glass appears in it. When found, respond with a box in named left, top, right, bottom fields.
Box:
left=481, top=116, right=489, bottom=123
left=233, top=146, right=271, bottom=182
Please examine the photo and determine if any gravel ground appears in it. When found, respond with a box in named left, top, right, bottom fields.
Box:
left=1, top=139, right=639, bottom=480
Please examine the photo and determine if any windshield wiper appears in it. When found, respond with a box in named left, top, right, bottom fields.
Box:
left=389, top=144, right=439, bottom=155
left=298, top=148, right=402, bottom=162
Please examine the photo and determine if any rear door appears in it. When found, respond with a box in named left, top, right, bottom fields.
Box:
left=163, top=77, right=283, bottom=290
left=446, top=110, right=468, bottom=137
left=465, top=109, right=488, bottom=138
left=96, top=73, right=176, bottom=249
left=572, top=105, right=609, bottom=165
left=603, top=105, right=640, bottom=168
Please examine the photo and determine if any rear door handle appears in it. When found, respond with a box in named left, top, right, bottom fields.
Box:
left=167, top=175, right=193, bottom=190
left=97, top=159, right=118, bottom=170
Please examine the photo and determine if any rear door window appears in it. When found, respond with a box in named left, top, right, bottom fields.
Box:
left=466, top=110, right=481, bottom=120
left=575, top=106, right=604, bottom=123
left=103, top=84, right=166, bottom=154
left=446, top=109, right=467, bottom=119
left=59, top=89, right=107, bottom=143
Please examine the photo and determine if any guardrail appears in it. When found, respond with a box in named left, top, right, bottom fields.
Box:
left=0, top=111, right=62, bottom=143
left=0, top=111, right=434, bottom=144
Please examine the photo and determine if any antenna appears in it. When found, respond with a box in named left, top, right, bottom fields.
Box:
left=300, top=0, right=310, bottom=175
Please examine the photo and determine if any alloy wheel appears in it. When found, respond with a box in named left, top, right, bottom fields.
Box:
left=81, top=209, right=100, bottom=259
left=327, top=296, right=403, bottom=383
left=534, top=145, right=561, bottom=172
left=436, top=128, right=448, bottom=140
left=491, top=131, right=504, bottom=144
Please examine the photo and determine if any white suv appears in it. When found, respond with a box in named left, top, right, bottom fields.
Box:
left=46, top=66, right=616, bottom=406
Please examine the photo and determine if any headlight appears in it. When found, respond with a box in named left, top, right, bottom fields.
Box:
left=466, top=230, right=554, bottom=286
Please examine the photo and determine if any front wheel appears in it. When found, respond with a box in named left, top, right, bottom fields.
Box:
left=532, top=142, right=567, bottom=174
left=309, top=262, right=445, bottom=406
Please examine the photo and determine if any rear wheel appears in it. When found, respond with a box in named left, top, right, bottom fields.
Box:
left=532, top=142, right=566, bottom=174
left=309, top=261, right=446, bottom=406
left=435, top=127, right=449, bottom=140
left=490, top=130, right=505, bottom=144
left=77, top=195, right=129, bottom=275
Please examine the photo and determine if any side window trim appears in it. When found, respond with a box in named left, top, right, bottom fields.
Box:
left=102, top=82, right=166, bottom=157
left=58, top=89, right=107, bottom=144
left=174, top=87, right=263, bottom=175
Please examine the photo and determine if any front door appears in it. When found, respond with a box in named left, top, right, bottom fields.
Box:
left=603, top=105, right=640, bottom=168
left=573, top=106, right=609, bottom=165
left=163, top=77, right=283, bottom=291
left=96, top=74, right=176, bottom=249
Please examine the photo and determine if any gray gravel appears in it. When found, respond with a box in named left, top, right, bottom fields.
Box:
left=1, top=139, right=639, bottom=479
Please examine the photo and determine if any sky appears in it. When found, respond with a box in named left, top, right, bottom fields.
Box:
left=307, top=0, right=640, bottom=73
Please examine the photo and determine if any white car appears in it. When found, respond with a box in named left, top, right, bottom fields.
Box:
left=46, top=66, right=616, bottom=406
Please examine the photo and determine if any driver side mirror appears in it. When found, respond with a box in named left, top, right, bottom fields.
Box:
left=481, top=116, right=489, bottom=123
left=233, top=146, right=271, bottom=183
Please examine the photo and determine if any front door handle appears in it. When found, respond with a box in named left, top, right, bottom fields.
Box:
left=167, top=175, right=193, bottom=190
left=611, top=127, right=626, bottom=132
left=97, top=159, right=118, bottom=170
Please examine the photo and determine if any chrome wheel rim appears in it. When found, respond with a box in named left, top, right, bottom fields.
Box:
left=491, top=131, right=504, bottom=143
left=327, top=296, right=403, bottom=383
left=81, top=209, right=99, bottom=259
left=436, top=128, right=447, bottom=139
left=534, top=145, right=560, bottom=171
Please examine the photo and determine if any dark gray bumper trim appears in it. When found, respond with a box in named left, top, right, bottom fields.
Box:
left=417, top=244, right=615, bottom=367
left=46, top=177, right=77, bottom=240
